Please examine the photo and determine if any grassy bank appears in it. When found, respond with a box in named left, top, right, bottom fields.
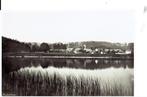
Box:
left=3, top=66, right=133, bottom=96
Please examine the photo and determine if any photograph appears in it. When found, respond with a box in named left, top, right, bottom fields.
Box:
left=2, top=10, right=134, bottom=96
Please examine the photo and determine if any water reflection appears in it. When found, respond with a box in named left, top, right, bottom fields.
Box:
left=2, top=58, right=134, bottom=96
left=2, top=58, right=133, bottom=73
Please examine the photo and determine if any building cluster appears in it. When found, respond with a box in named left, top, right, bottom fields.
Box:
left=66, top=44, right=132, bottom=55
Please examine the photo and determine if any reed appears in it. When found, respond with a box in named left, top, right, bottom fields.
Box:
left=7, top=66, right=133, bottom=96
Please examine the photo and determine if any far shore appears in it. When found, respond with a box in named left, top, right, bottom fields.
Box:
left=3, top=52, right=133, bottom=60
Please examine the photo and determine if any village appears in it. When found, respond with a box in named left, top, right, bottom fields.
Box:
left=2, top=37, right=134, bottom=56
left=50, top=44, right=133, bottom=55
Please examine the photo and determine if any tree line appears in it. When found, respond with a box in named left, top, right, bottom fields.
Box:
left=2, top=37, right=66, bottom=53
left=2, top=36, right=134, bottom=54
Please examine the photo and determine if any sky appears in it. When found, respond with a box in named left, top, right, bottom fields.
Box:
left=2, top=10, right=135, bottom=43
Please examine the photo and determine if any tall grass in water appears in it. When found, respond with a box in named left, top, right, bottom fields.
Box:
left=8, top=66, right=133, bottom=96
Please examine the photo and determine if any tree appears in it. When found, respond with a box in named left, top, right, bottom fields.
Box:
left=128, top=43, right=134, bottom=54
left=32, top=43, right=40, bottom=52
left=2, top=36, right=31, bottom=52
left=40, top=43, right=50, bottom=52
left=53, top=43, right=67, bottom=50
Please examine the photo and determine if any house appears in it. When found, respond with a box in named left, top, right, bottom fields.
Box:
left=66, top=48, right=73, bottom=53
left=125, top=50, right=132, bottom=54
left=84, top=48, right=93, bottom=53
left=73, top=48, right=83, bottom=54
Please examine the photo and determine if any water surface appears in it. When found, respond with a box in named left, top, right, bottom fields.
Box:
left=2, top=58, right=134, bottom=96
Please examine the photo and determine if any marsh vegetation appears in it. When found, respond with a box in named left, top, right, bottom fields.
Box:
left=3, top=66, right=133, bottom=96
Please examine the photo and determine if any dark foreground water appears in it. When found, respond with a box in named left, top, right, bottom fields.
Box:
left=2, top=58, right=134, bottom=96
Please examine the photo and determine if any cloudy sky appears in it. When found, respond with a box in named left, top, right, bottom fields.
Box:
left=2, top=10, right=135, bottom=43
